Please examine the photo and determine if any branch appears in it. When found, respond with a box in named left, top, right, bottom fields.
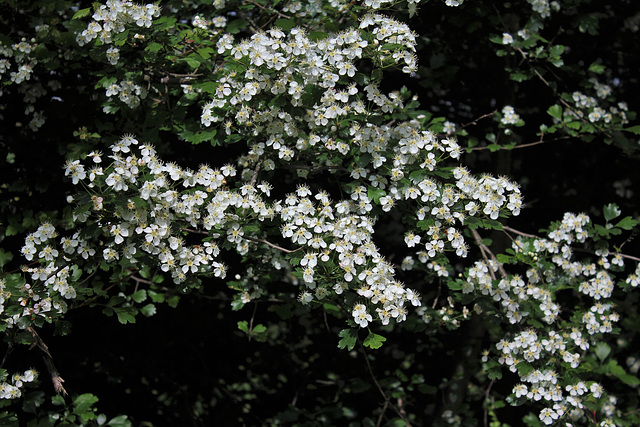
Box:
left=244, top=236, right=302, bottom=253
left=358, top=343, right=413, bottom=427
left=28, top=327, right=67, bottom=396
left=502, top=225, right=540, bottom=239
left=617, top=252, right=640, bottom=263
left=467, top=135, right=576, bottom=151
left=243, top=0, right=292, bottom=19
left=471, top=229, right=508, bottom=279
left=457, top=110, right=497, bottom=133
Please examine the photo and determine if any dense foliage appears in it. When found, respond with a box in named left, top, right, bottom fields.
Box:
left=1, top=0, right=639, bottom=425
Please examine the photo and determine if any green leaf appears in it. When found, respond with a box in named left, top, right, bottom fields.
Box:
left=145, top=42, right=163, bottom=53
left=140, top=304, right=157, bottom=317
left=197, top=47, right=214, bottom=59
left=624, top=125, right=640, bottom=135
left=237, top=320, right=249, bottom=332
left=269, top=303, right=294, bottom=320
left=226, top=19, right=248, bottom=34
left=547, top=104, right=562, bottom=119
left=603, top=203, right=621, bottom=222
left=595, top=342, right=611, bottom=361
left=309, top=31, right=329, bottom=41
left=148, top=290, right=165, bottom=303
left=72, top=8, right=91, bottom=20
left=608, top=360, right=640, bottom=386
left=0, top=249, right=13, bottom=268
left=363, top=330, right=386, bottom=350
left=616, top=216, right=638, bottom=230
left=516, top=361, right=534, bottom=376
left=184, top=55, right=201, bottom=69
left=338, top=328, right=358, bottom=351
left=367, top=186, right=386, bottom=204
left=107, top=415, right=132, bottom=427
left=588, top=62, right=606, bottom=74
left=487, top=368, right=502, bottom=380
left=465, top=216, right=482, bottom=230
left=131, top=290, right=147, bottom=303
left=114, top=307, right=136, bottom=324
left=509, top=73, right=528, bottom=82
left=252, top=324, right=267, bottom=334
left=179, top=129, right=217, bottom=145
left=73, top=393, right=99, bottom=422
left=274, top=18, right=296, bottom=31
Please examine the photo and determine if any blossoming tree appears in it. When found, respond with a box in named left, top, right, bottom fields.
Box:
left=1, top=0, right=639, bottom=425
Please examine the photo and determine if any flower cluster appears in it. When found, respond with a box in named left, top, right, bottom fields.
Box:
left=563, top=84, right=629, bottom=125
left=501, top=105, right=520, bottom=125
left=526, top=0, right=560, bottom=18
left=0, top=39, right=36, bottom=85
left=470, top=211, right=639, bottom=424
left=77, top=1, right=161, bottom=46
left=103, top=78, right=147, bottom=109
left=197, top=15, right=523, bottom=327
left=0, top=369, right=38, bottom=400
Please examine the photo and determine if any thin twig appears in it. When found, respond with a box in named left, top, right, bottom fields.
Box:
left=249, top=162, right=261, bottom=187
left=468, top=135, right=575, bottom=151
left=358, top=343, right=413, bottom=426
left=457, top=110, right=497, bottom=132
left=483, top=379, right=495, bottom=427
left=502, top=225, right=540, bottom=239
left=244, top=236, right=302, bottom=253
left=471, top=229, right=508, bottom=279
left=243, top=0, right=292, bottom=19
left=617, top=252, right=640, bottom=263
left=376, top=399, right=390, bottom=427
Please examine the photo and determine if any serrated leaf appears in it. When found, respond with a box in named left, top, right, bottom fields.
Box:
left=73, top=393, right=99, bottom=419
left=616, top=216, right=638, bottom=230
left=114, top=308, right=136, bottom=324
left=145, top=42, right=163, bottom=53
left=367, top=186, right=385, bottom=204
left=603, top=203, right=621, bottom=222
left=274, top=18, right=295, bottom=31
left=338, top=328, right=358, bottom=351
left=516, top=361, right=534, bottom=376
left=237, top=320, right=249, bottom=332
left=547, top=104, right=562, bottom=119
left=227, top=19, right=248, bottom=34
left=141, top=304, right=156, bottom=317
left=624, top=125, right=640, bottom=135
left=131, top=289, right=147, bottom=303
left=487, top=368, right=502, bottom=380
left=148, top=290, right=165, bottom=303
left=510, top=73, right=528, bottom=82
left=363, top=330, right=386, bottom=350
left=72, top=8, right=91, bottom=20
